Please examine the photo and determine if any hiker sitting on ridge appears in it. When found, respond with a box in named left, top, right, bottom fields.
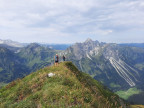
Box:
left=54, top=54, right=59, bottom=66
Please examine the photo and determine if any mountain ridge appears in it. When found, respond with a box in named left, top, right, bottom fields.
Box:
left=64, top=39, right=144, bottom=89
left=0, top=43, right=56, bottom=87
left=0, top=62, right=127, bottom=108
left=1, top=39, right=144, bottom=104
left=0, top=39, right=24, bottom=48
left=0, top=47, right=30, bottom=87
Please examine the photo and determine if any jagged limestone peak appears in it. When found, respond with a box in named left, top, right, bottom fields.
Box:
left=85, top=38, right=93, bottom=43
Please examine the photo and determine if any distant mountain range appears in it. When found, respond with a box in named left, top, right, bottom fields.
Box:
left=0, top=39, right=24, bottom=52
left=119, top=43, right=144, bottom=48
left=64, top=39, right=144, bottom=90
left=0, top=39, right=71, bottom=51
left=62, top=38, right=144, bottom=104
left=0, top=43, right=56, bottom=88
left=0, top=38, right=144, bottom=104
left=0, top=39, right=24, bottom=47
left=41, top=44, right=71, bottom=50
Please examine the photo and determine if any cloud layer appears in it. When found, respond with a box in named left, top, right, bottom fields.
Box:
left=0, top=0, right=144, bottom=43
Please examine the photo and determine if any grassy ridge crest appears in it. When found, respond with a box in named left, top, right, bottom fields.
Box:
left=0, top=62, right=127, bottom=108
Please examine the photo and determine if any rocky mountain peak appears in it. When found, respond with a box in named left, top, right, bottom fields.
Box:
left=27, top=43, right=41, bottom=49
left=85, top=38, right=93, bottom=43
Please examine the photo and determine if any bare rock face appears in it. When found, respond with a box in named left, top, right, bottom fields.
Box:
left=65, top=38, right=102, bottom=60
left=64, top=38, right=144, bottom=92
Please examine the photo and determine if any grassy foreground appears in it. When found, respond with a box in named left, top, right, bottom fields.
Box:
left=0, top=62, right=127, bottom=108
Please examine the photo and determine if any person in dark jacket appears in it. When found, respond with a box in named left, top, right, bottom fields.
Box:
left=62, top=55, right=66, bottom=61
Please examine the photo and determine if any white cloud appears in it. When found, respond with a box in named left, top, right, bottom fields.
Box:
left=0, top=0, right=144, bottom=43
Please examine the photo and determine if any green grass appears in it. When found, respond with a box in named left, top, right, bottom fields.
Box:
left=0, top=82, right=7, bottom=88
left=110, top=83, right=121, bottom=88
left=0, top=67, right=3, bottom=72
left=115, top=87, right=141, bottom=100
left=130, top=105, right=144, bottom=108
left=135, top=63, right=144, bottom=71
left=0, top=62, right=127, bottom=108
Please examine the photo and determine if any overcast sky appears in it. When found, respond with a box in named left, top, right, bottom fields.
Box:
left=0, top=0, right=144, bottom=43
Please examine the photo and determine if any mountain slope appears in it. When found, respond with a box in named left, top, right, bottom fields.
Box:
left=64, top=39, right=144, bottom=89
left=0, top=44, right=22, bottom=52
left=18, top=43, right=56, bottom=72
left=63, top=39, right=144, bottom=104
left=0, top=62, right=127, bottom=108
left=0, top=43, right=57, bottom=88
left=0, top=47, right=30, bottom=87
